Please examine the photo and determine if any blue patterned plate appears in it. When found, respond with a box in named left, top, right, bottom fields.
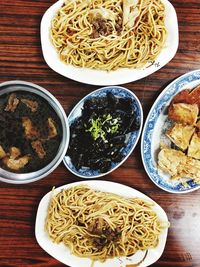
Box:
left=141, top=69, right=200, bottom=193
left=63, top=86, right=143, bottom=178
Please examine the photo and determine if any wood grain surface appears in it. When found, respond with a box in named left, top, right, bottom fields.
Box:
left=0, top=0, right=200, bottom=266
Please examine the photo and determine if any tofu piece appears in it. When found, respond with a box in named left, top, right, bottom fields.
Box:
left=187, top=133, right=200, bottom=159
left=158, top=148, right=187, bottom=178
left=0, top=145, right=6, bottom=159
left=168, top=103, right=198, bottom=125
left=180, top=157, right=200, bottom=184
left=158, top=148, right=200, bottom=183
left=166, top=123, right=195, bottom=151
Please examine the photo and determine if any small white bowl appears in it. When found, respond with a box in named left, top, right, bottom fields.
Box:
left=63, top=86, right=143, bottom=178
left=40, top=0, right=179, bottom=86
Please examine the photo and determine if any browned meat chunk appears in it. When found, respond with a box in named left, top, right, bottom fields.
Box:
left=4, top=93, right=19, bottom=112
left=189, top=84, right=200, bottom=107
left=47, top=118, right=57, bottom=139
left=171, top=89, right=190, bottom=104
left=22, top=117, right=39, bottom=140
left=91, top=17, right=113, bottom=38
left=9, top=147, right=21, bottom=159
left=21, top=99, right=38, bottom=112
left=171, top=85, right=200, bottom=108
left=31, top=140, right=46, bottom=159
left=0, top=145, right=6, bottom=159
left=2, top=155, right=30, bottom=171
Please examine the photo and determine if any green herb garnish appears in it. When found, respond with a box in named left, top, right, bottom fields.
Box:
left=86, top=113, right=120, bottom=142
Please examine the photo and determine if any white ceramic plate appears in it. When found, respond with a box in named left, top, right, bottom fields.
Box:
left=40, top=0, right=179, bottom=86
left=35, top=180, right=169, bottom=267
left=141, top=69, right=200, bottom=193
left=63, top=86, right=143, bottom=178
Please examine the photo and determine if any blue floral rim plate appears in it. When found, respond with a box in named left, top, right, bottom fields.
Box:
left=63, top=86, right=143, bottom=178
left=141, top=69, right=200, bottom=193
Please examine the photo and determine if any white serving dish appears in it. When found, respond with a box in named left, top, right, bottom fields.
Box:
left=35, top=180, right=169, bottom=267
left=40, top=0, right=179, bottom=86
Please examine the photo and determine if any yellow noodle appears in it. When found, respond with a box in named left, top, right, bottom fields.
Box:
left=50, top=0, right=167, bottom=71
left=45, top=185, right=168, bottom=263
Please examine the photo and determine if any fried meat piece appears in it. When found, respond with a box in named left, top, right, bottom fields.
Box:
left=22, top=117, right=39, bottom=140
left=21, top=99, right=38, bottom=112
left=189, top=84, right=200, bottom=107
left=9, top=147, right=21, bottom=159
left=166, top=123, right=195, bottom=151
left=47, top=118, right=57, bottom=139
left=0, top=145, right=6, bottom=159
left=158, top=148, right=187, bottom=178
left=31, top=140, right=46, bottom=159
left=187, top=133, right=200, bottom=159
left=168, top=103, right=198, bottom=125
left=2, top=146, right=30, bottom=171
left=171, top=89, right=190, bottom=104
left=4, top=93, right=19, bottom=112
left=171, top=85, right=200, bottom=107
left=2, top=155, right=30, bottom=171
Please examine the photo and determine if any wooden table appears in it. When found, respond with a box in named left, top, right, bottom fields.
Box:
left=0, top=1, right=200, bottom=266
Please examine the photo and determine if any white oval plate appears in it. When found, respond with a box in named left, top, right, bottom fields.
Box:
left=141, top=69, right=200, bottom=193
left=40, top=0, right=178, bottom=86
left=63, top=86, right=143, bottom=178
left=35, top=180, right=169, bottom=267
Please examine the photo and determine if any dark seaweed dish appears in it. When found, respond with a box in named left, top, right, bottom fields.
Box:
left=0, top=91, right=62, bottom=173
left=67, top=92, right=140, bottom=173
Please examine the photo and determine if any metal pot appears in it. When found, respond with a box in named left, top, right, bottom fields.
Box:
left=0, top=80, right=69, bottom=184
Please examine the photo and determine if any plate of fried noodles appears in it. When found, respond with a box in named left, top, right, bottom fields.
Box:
left=40, top=0, right=178, bottom=85
left=35, top=180, right=169, bottom=267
